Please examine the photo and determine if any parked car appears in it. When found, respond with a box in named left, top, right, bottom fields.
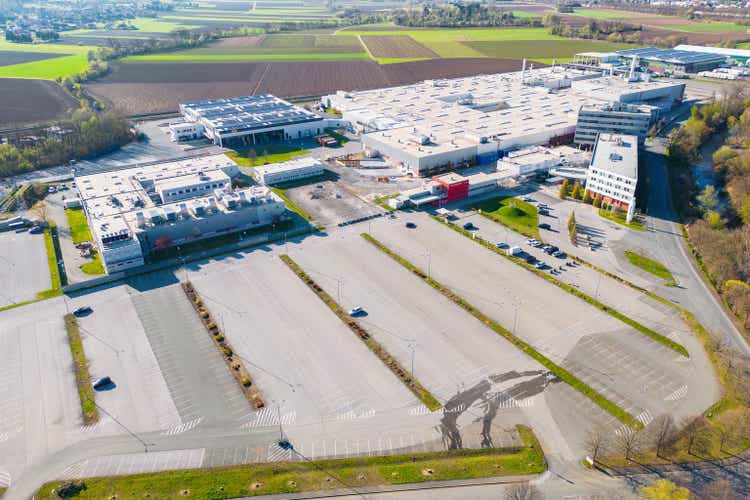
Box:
left=525, top=238, right=537, bottom=246
left=47, top=186, right=57, bottom=193
left=539, top=209, right=549, bottom=216
left=348, top=306, right=364, bottom=316
left=509, top=246, right=523, bottom=256
left=73, top=306, right=93, bottom=316
left=28, top=226, right=42, bottom=234
left=463, top=222, right=475, bottom=230
left=525, top=255, right=537, bottom=264
left=534, top=261, right=546, bottom=269
left=522, top=196, right=534, bottom=202
left=539, top=223, right=551, bottom=230
left=553, top=251, right=567, bottom=259
left=496, top=242, right=509, bottom=249
left=405, top=222, right=417, bottom=229
left=92, top=376, right=112, bottom=389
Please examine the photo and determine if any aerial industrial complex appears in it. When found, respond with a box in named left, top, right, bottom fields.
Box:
left=74, top=154, right=286, bottom=273
left=323, top=64, right=683, bottom=177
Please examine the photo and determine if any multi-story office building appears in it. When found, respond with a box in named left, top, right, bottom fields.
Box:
left=574, top=102, right=655, bottom=147
left=585, top=134, right=638, bottom=222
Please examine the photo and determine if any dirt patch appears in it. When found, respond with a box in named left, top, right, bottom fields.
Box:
left=361, top=35, right=438, bottom=58
left=0, top=50, right=66, bottom=67
left=88, top=58, right=529, bottom=115
left=285, top=180, right=384, bottom=227
left=208, top=35, right=267, bottom=49
left=0, top=78, right=77, bottom=126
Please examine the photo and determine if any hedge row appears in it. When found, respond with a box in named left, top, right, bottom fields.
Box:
left=360, top=233, right=640, bottom=429
left=279, top=254, right=441, bottom=411
left=433, top=216, right=689, bottom=358
left=64, top=313, right=98, bottom=425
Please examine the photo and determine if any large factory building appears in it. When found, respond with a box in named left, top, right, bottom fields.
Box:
left=75, top=154, right=287, bottom=274
left=175, top=94, right=327, bottom=147
left=324, top=65, right=684, bottom=177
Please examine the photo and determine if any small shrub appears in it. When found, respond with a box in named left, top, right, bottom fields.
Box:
left=206, top=322, right=216, bottom=330
left=200, top=311, right=209, bottom=319
left=215, top=334, right=225, bottom=342
left=241, top=377, right=252, bottom=387
left=193, top=299, right=202, bottom=307
left=231, top=362, right=240, bottom=370
left=57, top=481, right=87, bottom=498
left=223, top=346, right=233, bottom=357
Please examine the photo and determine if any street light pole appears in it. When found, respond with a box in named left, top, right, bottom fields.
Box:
left=93, top=401, right=152, bottom=453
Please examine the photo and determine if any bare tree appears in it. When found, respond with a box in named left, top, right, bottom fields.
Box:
left=615, top=429, right=641, bottom=463
left=504, top=482, right=544, bottom=500
left=652, top=415, right=677, bottom=458
left=583, top=424, right=608, bottom=464
left=681, top=416, right=710, bottom=456
left=699, top=479, right=735, bottom=500
left=717, top=408, right=750, bottom=453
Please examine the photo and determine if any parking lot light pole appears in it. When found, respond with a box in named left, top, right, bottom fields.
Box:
left=594, top=273, right=602, bottom=301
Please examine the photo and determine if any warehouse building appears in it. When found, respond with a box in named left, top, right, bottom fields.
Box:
left=252, top=157, right=324, bottom=185
left=178, top=95, right=326, bottom=147
left=325, top=66, right=684, bottom=176
left=585, top=134, right=638, bottom=223
left=616, top=47, right=726, bottom=73
left=75, top=154, right=286, bottom=274
left=674, top=44, right=750, bottom=65
left=574, top=102, right=656, bottom=146
left=496, top=145, right=590, bottom=178
left=391, top=170, right=509, bottom=209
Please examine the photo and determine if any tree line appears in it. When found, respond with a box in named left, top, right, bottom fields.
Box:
left=542, top=13, right=688, bottom=47
left=0, top=108, right=133, bottom=179
left=392, top=3, right=541, bottom=28
left=667, top=82, right=750, bottom=330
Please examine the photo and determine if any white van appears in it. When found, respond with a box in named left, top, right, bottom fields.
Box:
left=509, top=246, right=523, bottom=256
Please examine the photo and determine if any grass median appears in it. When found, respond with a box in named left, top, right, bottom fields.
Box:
left=38, top=222, right=63, bottom=300
left=624, top=250, right=676, bottom=285
left=36, top=426, right=544, bottom=499
left=434, top=216, right=689, bottom=358
left=474, top=197, right=539, bottom=239
left=64, top=313, right=98, bottom=425
left=280, top=254, right=441, bottom=411
left=360, top=232, right=639, bottom=429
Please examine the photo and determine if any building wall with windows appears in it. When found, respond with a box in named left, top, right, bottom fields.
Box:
left=252, top=157, right=324, bottom=185
left=584, top=134, right=638, bottom=221
left=574, top=103, right=655, bottom=146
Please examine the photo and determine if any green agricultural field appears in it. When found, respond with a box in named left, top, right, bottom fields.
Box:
left=665, top=22, right=750, bottom=32
left=0, top=40, right=96, bottom=79
left=338, top=28, right=572, bottom=58
left=465, top=39, right=632, bottom=60
left=174, top=35, right=363, bottom=56
left=572, top=9, right=631, bottom=19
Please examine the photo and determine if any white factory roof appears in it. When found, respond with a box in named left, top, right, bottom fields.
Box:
left=331, top=67, right=683, bottom=160
left=75, top=153, right=244, bottom=244
left=674, top=44, right=750, bottom=59
left=590, top=134, right=638, bottom=179
left=154, top=169, right=229, bottom=192
left=253, top=156, right=322, bottom=177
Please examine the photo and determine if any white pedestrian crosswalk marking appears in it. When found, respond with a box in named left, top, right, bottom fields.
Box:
left=161, top=417, right=203, bottom=436
left=0, top=469, right=11, bottom=488
left=665, top=385, right=688, bottom=401
left=240, top=408, right=296, bottom=429
left=635, top=410, right=653, bottom=427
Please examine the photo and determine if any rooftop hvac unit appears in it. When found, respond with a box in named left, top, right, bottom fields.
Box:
left=178, top=203, right=188, bottom=215
left=135, top=211, right=146, bottom=228
left=194, top=204, right=205, bottom=216
left=149, top=210, right=162, bottom=224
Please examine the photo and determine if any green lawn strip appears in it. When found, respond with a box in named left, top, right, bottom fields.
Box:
left=38, top=222, right=63, bottom=299
left=125, top=52, right=368, bottom=62
left=666, top=22, right=749, bottom=32
left=35, top=432, right=544, bottom=499
left=598, top=208, right=646, bottom=231
left=64, top=313, right=98, bottom=425
left=433, top=216, right=688, bottom=357
left=80, top=252, right=105, bottom=275
left=65, top=208, right=94, bottom=244
left=360, top=232, right=640, bottom=428
left=226, top=147, right=309, bottom=166
left=624, top=250, right=675, bottom=283
left=280, top=254, right=441, bottom=411
left=474, top=197, right=539, bottom=239
left=373, top=193, right=398, bottom=212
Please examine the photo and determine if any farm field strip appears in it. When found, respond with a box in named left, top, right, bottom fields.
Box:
left=465, top=39, right=632, bottom=60
left=361, top=35, right=438, bottom=59
left=125, top=52, right=369, bottom=61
